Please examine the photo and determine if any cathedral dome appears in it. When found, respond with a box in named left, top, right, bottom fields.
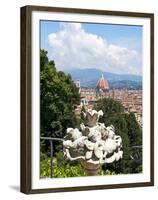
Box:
left=97, top=74, right=109, bottom=90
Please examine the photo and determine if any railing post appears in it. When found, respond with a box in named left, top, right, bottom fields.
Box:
left=50, top=140, right=53, bottom=178
left=40, top=137, right=64, bottom=178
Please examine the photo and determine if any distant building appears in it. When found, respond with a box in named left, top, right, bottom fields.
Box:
left=74, top=79, right=80, bottom=88
left=74, top=79, right=81, bottom=93
left=80, top=88, right=96, bottom=106
left=96, top=74, right=109, bottom=96
left=109, top=89, right=143, bottom=126
left=73, top=76, right=142, bottom=127
left=80, top=88, right=96, bottom=98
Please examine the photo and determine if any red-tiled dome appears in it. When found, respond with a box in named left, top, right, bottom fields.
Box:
left=97, top=74, right=109, bottom=89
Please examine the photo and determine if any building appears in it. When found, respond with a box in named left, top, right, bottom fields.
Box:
left=109, top=89, right=142, bottom=126
left=80, top=88, right=96, bottom=107
left=74, top=79, right=80, bottom=88
left=73, top=79, right=81, bottom=93
left=96, top=74, right=109, bottom=97
left=73, top=76, right=142, bottom=127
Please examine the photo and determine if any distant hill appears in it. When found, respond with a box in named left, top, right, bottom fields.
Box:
left=64, top=68, right=142, bottom=89
left=109, top=80, right=142, bottom=90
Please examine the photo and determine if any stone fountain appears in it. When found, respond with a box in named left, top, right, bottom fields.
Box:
left=63, top=109, right=123, bottom=176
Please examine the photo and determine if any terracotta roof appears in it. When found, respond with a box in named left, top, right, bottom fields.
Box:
left=97, top=74, right=109, bottom=89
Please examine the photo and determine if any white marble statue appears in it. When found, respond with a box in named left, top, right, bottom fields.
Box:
left=63, top=109, right=123, bottom=175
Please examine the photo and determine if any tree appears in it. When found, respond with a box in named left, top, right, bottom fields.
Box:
left=126, top=112, right=142, bottom=173
left=40, top=49, right=80, bottom=152
left=95, top=98, right=124, bottom=126
left=104, top=113, right=131, bottom=174
left=126, top=112, right=142, bottom=146
left=95, top=98, right=142, bottom=174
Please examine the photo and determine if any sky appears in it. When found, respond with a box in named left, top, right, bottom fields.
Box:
left=40, top=20, right=142, bottom=75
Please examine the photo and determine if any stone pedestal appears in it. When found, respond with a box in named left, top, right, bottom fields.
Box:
left=80, top=159, right=100, bottom=176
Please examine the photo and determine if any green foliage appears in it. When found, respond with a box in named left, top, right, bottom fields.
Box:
left=40, top=152, right=48, bottom=161
left=99, top=168, right=116, bottom=176
left=95, top=98, right=142, bottom=174
left=126, top=112, right=142, bottom=173
left=126, top=112, right=142, bottom=146
left=40, top=152, right=116, bottom=178
left=40, top=159, right=85, bottom=178
left=40, top=159, right=51, bottom=177
left=95, top=98, right=124, bottom=127
left=40, top=49, right=80, bottom=152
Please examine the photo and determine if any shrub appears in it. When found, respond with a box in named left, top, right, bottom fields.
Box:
left=40, top=152, right=116, bottom=178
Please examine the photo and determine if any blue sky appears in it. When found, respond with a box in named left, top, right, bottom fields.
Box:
left=40, top=20, right=142, bottom=75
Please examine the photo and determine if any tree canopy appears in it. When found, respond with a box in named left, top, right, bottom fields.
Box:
left=95, top=98, right=142, bottom=174
left=40, top=49, right=80, bottom=150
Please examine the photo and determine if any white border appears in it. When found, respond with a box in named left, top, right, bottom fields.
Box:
left=32, top=10, right=151, bottom=189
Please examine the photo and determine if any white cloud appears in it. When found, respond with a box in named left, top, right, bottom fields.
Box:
left=48, top=22, right=142, bottom=75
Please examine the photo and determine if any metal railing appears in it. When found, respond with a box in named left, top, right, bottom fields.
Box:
left=130, top=145, right=142, bottom=160
left=40, top=137, right=64, bottom=178
left=40, top=137, right=142, bottom=178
